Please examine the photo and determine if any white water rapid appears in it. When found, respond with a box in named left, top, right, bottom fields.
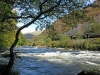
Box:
left=13, top=47, right=100, bottom=75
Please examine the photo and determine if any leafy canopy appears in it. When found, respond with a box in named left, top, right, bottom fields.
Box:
left=0, top=1, right=18, bottom=49
left=13, top=0, right=90, bottom=30
left=0, top=1, right=11, bottom=20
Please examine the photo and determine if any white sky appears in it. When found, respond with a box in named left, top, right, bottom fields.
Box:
left=17, top=0, right=95, bottom=33
left=17, top=23, right=37, bottom=33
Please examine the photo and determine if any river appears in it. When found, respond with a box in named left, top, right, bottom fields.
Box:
left=13, top=47, right=100, bottom=75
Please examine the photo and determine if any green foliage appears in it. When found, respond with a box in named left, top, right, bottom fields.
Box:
left=0, top=20, right=17, bottom=49
left=31, top=33, right=100, bottom=50
left=0, top=0, right=18, bottom=50
left=52, top=41, right=60, bottom=47
left=0, top=19, right=17, bottom=32
left=32, top=35, right=46, bottom=46
left=17, top=33, right=27, bottom=46
left=0, top=2, right=18, bottom=32
left=46, top=25, right=59, bottom=40
left=59, top=36, right=70, bottom=48
left=0, top=1, right=11, bottom=20
left=62, top=10, right=87, bottom=29
left=45, top=38, right=52, bottom=47
left=71, top=38, right=100, bottom=50
left=83, top=40, right=90, bottom=49
left=77, top=34, right=83, bottom=39
left=0, top=32, right=16, bottom=49
left=87, top=22, right=100, bottom=33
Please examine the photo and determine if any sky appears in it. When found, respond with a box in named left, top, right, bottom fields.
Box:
left=17, top=0, right=95, bottom=34
left=17, top=23, right=37, bottom=33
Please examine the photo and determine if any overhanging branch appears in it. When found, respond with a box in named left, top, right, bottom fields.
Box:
left=0, top=15, right=34, bottom=22
left=41, top=0, right=61, bottom=14
left=39, top=0, right=47, bottom=13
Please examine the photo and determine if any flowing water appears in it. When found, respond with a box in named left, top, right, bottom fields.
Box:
left=13, top=47, right=100, bottom=75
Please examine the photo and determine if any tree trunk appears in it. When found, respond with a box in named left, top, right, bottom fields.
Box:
left=3, top=16, right=40, bottom=74
left=3, top=32, right=19, bottom=75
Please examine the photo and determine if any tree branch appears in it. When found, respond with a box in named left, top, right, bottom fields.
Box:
left=0, top=0, right=61, bottom=22
left=0, top=15, right=34, bottom=22
left=41, top=0, right=61, bottom=15
left=39, top=0, right=47, bottom=13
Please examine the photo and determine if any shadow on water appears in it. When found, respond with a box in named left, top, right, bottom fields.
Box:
left=13, top=47, right=100, bottom=75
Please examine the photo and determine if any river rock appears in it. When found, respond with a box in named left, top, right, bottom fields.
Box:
left=77, top=69, right=100, bottom=75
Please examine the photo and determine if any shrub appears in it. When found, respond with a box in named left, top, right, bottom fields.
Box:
left=59, top=36, right=70, bottom=48
left=52, top=41, right=60, bottom=47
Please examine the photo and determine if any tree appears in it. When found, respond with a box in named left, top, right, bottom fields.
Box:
left=0, top=0, right=91, bottom=74
left=0, top=17, right=17, bottom=49
left=45, top=37, right=52, bottom=47
left=0, top=0, right=18, bottom=50
left=0, top=1, right=17, bottom=50
left=0, top=32, right=16, bottom=49
left=61, top=10, right=88, bottom=29
left=84, top=22, right=100, bottom=34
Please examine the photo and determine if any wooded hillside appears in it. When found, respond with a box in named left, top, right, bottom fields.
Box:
left=27, top=0, right=100, bottom=50
left=43, top=0, right=100, bottom=38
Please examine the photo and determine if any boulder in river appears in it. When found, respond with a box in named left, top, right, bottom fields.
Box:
left=77, top=69, right=100, bottom=75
